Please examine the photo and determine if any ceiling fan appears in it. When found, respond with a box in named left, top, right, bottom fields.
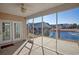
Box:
left=20, top=3, right=27, bottom=13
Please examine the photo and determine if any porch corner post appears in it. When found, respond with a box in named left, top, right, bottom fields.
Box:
left=42, top=16, right=44, bottom=55
left=33, top=18, right=34, bottom=41
left=56, top=12, right=58, bottom=54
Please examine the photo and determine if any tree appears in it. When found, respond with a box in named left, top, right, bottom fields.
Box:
left=72, top=23, right=77, bottom=29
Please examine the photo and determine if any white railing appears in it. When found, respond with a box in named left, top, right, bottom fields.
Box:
left=13, top=40, right=29, bottom=55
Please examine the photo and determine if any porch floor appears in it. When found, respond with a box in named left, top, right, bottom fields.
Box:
left=14, top=37, right=79, bottom=55
left=0, top=40, right=25, bottom=55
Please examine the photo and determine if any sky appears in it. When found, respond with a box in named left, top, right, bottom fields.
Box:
left=27, top=8, right=79, bottom=25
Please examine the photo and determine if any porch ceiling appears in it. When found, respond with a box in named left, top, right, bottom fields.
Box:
left=0, top=3, right=63, bottom=17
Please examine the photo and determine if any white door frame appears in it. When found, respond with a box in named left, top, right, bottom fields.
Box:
left=0, top=20, right=12, bottom=44
left=13, top=21, right=22, bottom=41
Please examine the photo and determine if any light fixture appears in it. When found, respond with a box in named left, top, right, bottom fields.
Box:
left=21, top=3, right=26, bottom=13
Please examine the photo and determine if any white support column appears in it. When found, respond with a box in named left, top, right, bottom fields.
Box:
left=27, top=20, right=29, bottom=40
left=26, top=20, right=29, bottom=40
left=56, top=12, right=58, bottom=54
left=33, top=18, right=34, bottom=41
left=42, top=16, right=44, bottom=55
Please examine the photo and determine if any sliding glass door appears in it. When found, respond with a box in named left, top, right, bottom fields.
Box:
left=2, top=22, right=12, bottom=43
left=13, top=22, right=22, bottom=41
left=0, top=21, right=22, bottom=44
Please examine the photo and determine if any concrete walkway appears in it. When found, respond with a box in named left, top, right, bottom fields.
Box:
left=34, top=37, right=79, bottom=54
